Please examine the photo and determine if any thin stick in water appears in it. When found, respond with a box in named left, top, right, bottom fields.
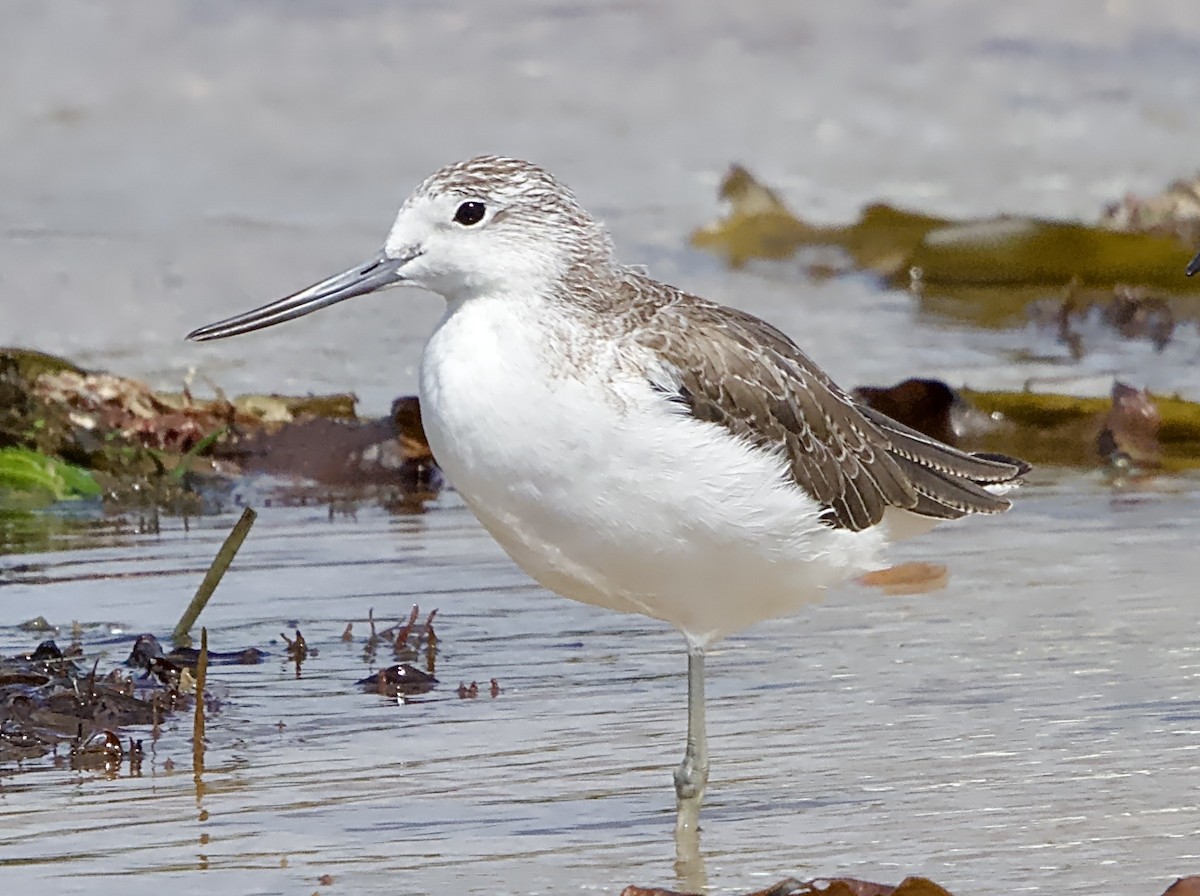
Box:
left=193, top=626, right=208, bottom=783
left=173, top=506, right=257, bottom=646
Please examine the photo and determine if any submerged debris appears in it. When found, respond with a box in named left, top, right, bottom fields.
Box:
left=127, top=632, right=265, bottom=684
left=1097, top=382, right=1162, bottom=471
left=358, top=663, right=437, bottom=699
left=1029, top=283, right=1176, bottom=358
left=353, top=605, right=445, bottom=700
left=0, top=638, right=192, bottom=768
left=457, top=681, right=479, bottom=699
left=70, top=729, right=125, bottom=771
left=454, top=679, right=504, bottom=699
left=17, top=616, right=56, bottom=633
left=281, top=629, right=309, bottom=664
left=280, top=628, right=315, bottom=678
left=959, top=381, right=1196, bottom=473
left=360, top=605, right=438, bottom=666
left=347, top=604, right=495, bottom=702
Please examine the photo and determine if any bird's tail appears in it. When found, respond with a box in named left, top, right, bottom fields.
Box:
left=860, top=406, right=1030, bottom=521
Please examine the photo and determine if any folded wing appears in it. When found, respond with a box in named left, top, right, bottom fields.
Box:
left=637, top=299, right=1028, bottom=532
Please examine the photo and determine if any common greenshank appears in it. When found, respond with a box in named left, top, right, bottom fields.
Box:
left=188, top=155, right=1027, bottom=839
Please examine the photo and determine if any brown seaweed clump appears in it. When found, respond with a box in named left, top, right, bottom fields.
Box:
left=621, top=876, right=952, bottom=896
left=0, top=638, right=189, bottom=769
left=0, top=347, right=439, bottom=511
left=621, top=874, right=1200, bottom=896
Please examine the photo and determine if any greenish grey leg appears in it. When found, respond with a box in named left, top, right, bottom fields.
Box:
left=674, top=644, right=708, bottom=837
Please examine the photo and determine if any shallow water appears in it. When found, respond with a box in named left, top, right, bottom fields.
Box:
left=3, top=478, right=1200, bottom=895
left=3, top=1, right=1200, bottom=893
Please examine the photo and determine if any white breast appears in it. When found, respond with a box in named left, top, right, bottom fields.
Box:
left=419, top=295, right=891, bottom=648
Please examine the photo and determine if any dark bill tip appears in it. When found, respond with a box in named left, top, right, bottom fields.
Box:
left=1187, top=249, right=1200, bottom=278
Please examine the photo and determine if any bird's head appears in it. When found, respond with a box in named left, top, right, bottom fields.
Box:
left=188, top=155, right=613, bottom=342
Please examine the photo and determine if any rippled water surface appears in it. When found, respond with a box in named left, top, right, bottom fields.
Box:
left=3, top=1, right=1200, bottom=893
left=3, top=480, right=1200, bottom=895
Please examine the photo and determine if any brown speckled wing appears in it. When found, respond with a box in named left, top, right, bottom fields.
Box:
left=636, top=297, right=1027, bottom=532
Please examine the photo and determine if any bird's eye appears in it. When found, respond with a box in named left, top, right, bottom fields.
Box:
left=454, top=201, right=486, bottom=226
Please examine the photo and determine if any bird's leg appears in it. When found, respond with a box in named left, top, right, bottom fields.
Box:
left=674, top=643, right=708, bottom=836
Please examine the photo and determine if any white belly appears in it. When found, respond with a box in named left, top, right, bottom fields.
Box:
left=419, top=297, right=890, bottom=647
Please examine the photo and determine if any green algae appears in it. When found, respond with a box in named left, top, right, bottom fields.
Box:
left=0, top=446, right=101, bottom=503
left=906, top=218, right=1196, bottom=290
left=692, top=165, right=1200, bottom=322
left=959, top=388, right=1200, bottom=472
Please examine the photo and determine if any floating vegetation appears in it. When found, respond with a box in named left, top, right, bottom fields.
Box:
left=692, top=166, right=1200, bottom=324
left=854, top=377, right=1200, bottom=473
